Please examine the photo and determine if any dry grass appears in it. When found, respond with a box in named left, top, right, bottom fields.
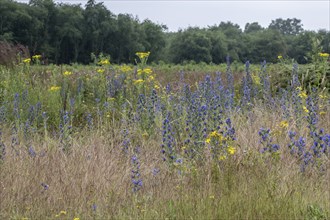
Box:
left=0, top=104, right=329, bottom=219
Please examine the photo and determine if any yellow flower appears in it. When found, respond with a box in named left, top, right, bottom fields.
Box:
left=23, top=58, right=31, bottom=64
left=219, top=155, right=227, bottom=161
left=303, top=106, right=309, bottom=113
left=319, top=111, right=326, bottom=116
left=148, top=75, right=155, bottom=81
left=134, top=79, right=144, bottom=84
left=319, top=94, right=327, bottom=99
left=63, top=71, right=72, bottom=76
left=205, top=138, right=211, bottom=144
left=49, top=86, right=61, bottom=92
left=278, top=55, right=283, bottom=59
left=252, top=74, right=261, bottom=85
left=154, top=85, right=160, bottom=89
left=279, top=120, right=289, bottom=129
left=209, top=130, right=218, bottom=137
left=136, top=52, right=150, bottom=59
left=55, top=210, right=67, bottom=217
left=209, top=195, right=215, bottom=199
left=218, top=134, right=226, bottom=142
left=98, top=59, right=110, bottom=65
left=318, top=52, right=329, bottom=57
left=298, top=91, right=308, bottom=99
left=227, top=146, right=236, bottom=155
left=144, top=68, right=152, bottom=74
left=73, top=218, right=80, bottom=220
left=32, top=55, right=41, bottom=60
left=97, top=68, right=105, bottom=73
left=120, top=65, right=132, bottom=73
left=137, top=68, right=153, bottom=76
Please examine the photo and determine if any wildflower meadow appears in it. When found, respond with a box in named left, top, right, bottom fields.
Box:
left=0, top=52, right=329, bottom=219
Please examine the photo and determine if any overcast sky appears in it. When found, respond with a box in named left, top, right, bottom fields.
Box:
left=17, top=0, right=330, bottom=32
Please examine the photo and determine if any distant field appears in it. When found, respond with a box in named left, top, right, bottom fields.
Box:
left=0, top=53, right=329, bottom=219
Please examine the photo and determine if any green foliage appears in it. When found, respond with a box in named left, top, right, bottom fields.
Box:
left=244, top=29, right=286, bottom=63
left=270, top=50, right=329, bottom=92
left=170, top=28, right=212, bottom=63
left=299, top=38, right=330, bottom=90
left=269, top=18, right=304, bottom=35
left=1, top=0, right=329, bottom=65
left=244, top=22, right=264, bottom=33
left=307, top=204, right=328, bottom=220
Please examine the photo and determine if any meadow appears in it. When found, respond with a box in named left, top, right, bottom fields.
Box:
left=0, top=53, right=329, bottom=219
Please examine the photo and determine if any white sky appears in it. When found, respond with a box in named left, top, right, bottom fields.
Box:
left=16, top=0, right=330, bottom=32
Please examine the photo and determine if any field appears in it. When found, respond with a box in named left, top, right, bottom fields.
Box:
left=0, top=53, right=329, bottom=219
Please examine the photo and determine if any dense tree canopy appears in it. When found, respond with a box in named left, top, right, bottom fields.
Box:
left=269, top=18, right=304, bottom=35
left=0, top=0, right=329, bottom=64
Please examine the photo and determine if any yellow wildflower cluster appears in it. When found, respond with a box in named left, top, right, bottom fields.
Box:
left=32, top=54, right=41, bottom=60
left=49, top=86, right=61, bottom=92
left=210, top=130, right=222, bottom=138
left=319, top=94, right=327, bottom=99
left=134, top=79, right=144, bottom=85
left=135, top=67, right=156, bottom=85
left=23, top=58, right=31, bottom=64
left=298, top=91, right=307, bottom=99
left=279, top=120, right=289, bottom=129
left=120, top=65, right=133, bottom=73
left=318, top=52, right=329, bottom=57
left=205, top=130, right=224, bottom=143
left=219, top=155, right=227, bottom=160
left=55, top=210, right=67, bottom=217
left=318, top=94, right=328, bottom=116
left=295, top=87, right=310, bottom=114
left=278, top=55, right=283, bottom=59
left=136, top=52, right=150, bottom=59
left=63, top=71, right=72, bottom=76
left=252, top=73, right=261, bottom=85
left=319, top=111, right=326, bottom=116
left=98, top=59, right=110, bottom=65
left=227, top=146, right=236, bottom=155
left=137, top=68, right=153, bottom=76
left=303, top=106, right=309, bottom=113
left=296, top=87, right=308, bottom=99
left=97, top=68, right=105, bottom=73
left=205, top=130, right=236, bottom=157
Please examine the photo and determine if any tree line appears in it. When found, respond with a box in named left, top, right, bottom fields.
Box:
left=1, top=0, right=329, bottom=64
